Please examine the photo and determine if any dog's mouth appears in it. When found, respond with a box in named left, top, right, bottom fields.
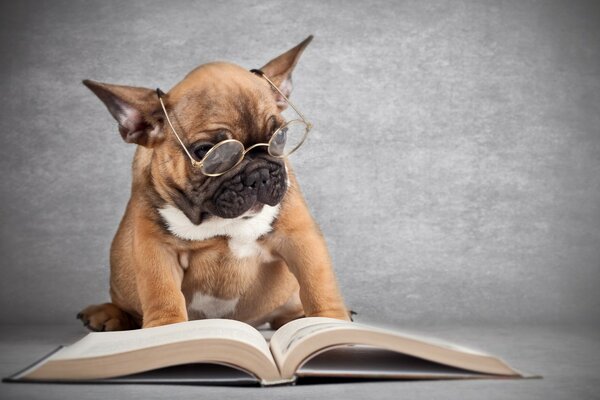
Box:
left=204, top=160, right=287, bottom=219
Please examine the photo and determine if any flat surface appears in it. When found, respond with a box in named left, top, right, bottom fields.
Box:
left=1, top=323, right=598, bottom=399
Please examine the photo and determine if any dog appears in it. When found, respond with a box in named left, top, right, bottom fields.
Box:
left=77, top=36, right=350, bottom=331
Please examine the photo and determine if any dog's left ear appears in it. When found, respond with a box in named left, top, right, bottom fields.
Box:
left=259, top=35, right=313, bottom=110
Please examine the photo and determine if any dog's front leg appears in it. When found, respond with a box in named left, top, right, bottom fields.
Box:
left=133, top=230, right=188, bottom=328
left=276, top=223, right=350, bottom=321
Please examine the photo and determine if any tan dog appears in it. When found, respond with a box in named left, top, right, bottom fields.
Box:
left=77, top=36, right=350, bottom=331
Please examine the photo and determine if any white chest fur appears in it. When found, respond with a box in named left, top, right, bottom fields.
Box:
left=157, top=204, right=280, bottom=260
left=188, top=292, right=239, bottom=319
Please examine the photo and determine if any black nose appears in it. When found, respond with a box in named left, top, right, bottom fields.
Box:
left=211, top=161, right=287, bottom=219
left=243, top=168, right=270, bottom=190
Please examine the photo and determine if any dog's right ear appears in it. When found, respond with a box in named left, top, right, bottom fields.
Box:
left=82, top=80, right=164, bottom=147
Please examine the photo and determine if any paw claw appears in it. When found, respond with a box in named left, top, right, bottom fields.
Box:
left=349, top=309, right=357, bottom=321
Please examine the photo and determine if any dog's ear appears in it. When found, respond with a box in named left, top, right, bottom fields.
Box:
left=259, top=35, right=313, bottom=110
left=82, top=80, right=164, bottom=147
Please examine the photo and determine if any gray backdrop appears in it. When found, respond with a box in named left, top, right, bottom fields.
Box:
left=1, top=0, right=599, bottom=327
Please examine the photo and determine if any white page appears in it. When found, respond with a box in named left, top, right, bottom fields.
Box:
left=53, top=319, right=273, bottom=362
left=272, top=317, right=489, bottom=361
left=271, top=317, right=348, bottom=359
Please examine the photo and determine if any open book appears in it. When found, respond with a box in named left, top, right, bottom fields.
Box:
left=6, top=317, right=527, bottom=386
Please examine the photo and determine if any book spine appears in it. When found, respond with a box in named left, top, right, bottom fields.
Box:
left=260, top=376, right=297, bottom=387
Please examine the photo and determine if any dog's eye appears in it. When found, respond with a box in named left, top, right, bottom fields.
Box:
left=268, top=124, right=282, bottom=140
left=191, top=142, right=214, bottom=161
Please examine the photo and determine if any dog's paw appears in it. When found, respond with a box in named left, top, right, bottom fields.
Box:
left=77, top=303, right=137, bottom=332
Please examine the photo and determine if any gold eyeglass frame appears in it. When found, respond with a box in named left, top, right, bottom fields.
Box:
left=156, top=69, right=313, bottom=177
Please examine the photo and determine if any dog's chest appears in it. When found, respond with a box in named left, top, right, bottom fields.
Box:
left=158, top=204, right=283, bottom=319
left=158, top=204, right=279, bottom=260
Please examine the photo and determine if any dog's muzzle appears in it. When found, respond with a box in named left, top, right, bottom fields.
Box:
left=210, top=161, right=286, bottom=218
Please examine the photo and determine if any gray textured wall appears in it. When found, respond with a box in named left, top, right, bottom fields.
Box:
left=1, top=0, right=599, bottom=326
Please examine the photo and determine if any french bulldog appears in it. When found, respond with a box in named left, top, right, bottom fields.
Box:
left=77, top=35, right=350, bottom=331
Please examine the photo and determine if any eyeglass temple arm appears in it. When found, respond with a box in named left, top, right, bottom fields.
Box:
left=250, top=69, right=312, bottom=129
left=156, top=89, right=202, bottom=167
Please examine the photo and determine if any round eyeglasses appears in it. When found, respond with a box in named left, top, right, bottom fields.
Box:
left=156, top=69, right=312, bottom=177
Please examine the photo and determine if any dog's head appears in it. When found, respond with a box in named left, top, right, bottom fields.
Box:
left=83, top=36, right=313, bottom=224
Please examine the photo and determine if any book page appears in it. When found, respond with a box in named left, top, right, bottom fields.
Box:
left=270, top=317, right=350, bottom=367
left=271, top=318, right=489, bottom=362
left=270, top=318, right=520, bottom=379
left=53, top=319, right=273, bottom=362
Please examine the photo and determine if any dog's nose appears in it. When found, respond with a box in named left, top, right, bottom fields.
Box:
left=243, top=168, right=270, bottom=189
left=211, top=162, right=286, bottom=218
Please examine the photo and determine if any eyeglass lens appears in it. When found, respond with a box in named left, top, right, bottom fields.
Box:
left=199, top=120, right=308, bottom=176
left=201, top=141, right=245, bottom=175
left=268, top=120, right=307, bottom=157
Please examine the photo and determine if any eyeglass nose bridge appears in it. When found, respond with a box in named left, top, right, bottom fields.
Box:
left=243, top=142, right=270, bottom=155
